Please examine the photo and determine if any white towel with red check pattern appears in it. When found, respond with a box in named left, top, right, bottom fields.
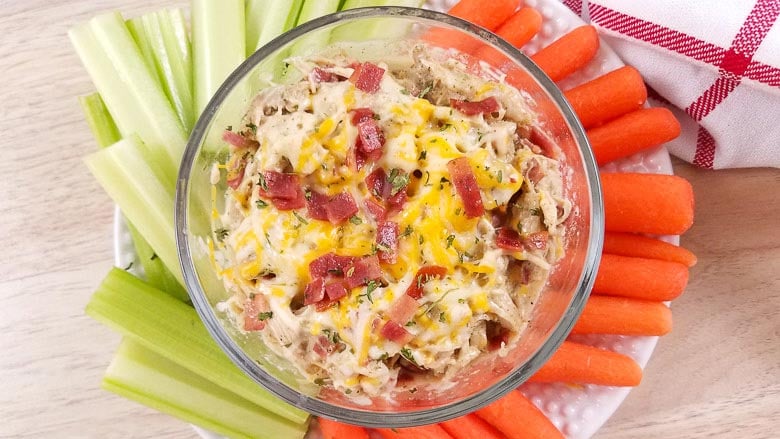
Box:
left=562, top=0, right=780, bottom=169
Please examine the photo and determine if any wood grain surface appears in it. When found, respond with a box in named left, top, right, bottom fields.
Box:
left=1, top=1, right=778, bottom=438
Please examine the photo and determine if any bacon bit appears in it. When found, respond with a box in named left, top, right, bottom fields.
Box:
left=313, top=335, right=339, bottom=357
left=387, top=294, right=419, bottom=324
left=270, top=188, right=305, bottom=210
left=345, top=255, right=382, bottom=289
left=450, top=97, right=500, bottom=116
left=222, top=130, right=256, bottom=149
left=309, top=253, right=357, bottom=278
left=529, top=126, right=558, bottom=158
left=405, top=265, right=447, bottom=299
left=487, top=324, right=510, bottom=351
left=376, top=221, right=399, bottom=264
left=305, top=189, right=330, bottom=221
left=354, top=147, right=382, bottom=170
left=380, top=320, right=414, bottom=345
left=447, top=157, right=484, bottom=218
left=349, top=62, right=385, bottom=93
left=357, top=119, right=385, bottom=153
left=386, top=187, right=408, bottom=211
left=523, top=231, right=549, bottom=251
left=324, top=281, right=348, bottom=301
left=496, top=228, right=523, bottom=251
left=350, top=108, right=375, bottom=125
left=324, top=192, right=359, bottom=224
left=365, top=168, right=388, bottom=198
left=303, top=277, right=326, bottom=306
left=225, top=153, right=246, bottom=190
left=258, top=171, right=300, bottom=200
left=310, top=67, right=340, bottom=83
left=526, top=161, right=544, bottom=185
left=243, top=294, right=270, bottom=331
left=365, top=198, right=387, bottom=222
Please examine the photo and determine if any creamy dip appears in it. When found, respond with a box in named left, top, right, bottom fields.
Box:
left=210, top=43, right=571, bottom=400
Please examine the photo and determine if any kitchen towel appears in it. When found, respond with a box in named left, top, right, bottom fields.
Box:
left=562, top=0, right=780, bottom=169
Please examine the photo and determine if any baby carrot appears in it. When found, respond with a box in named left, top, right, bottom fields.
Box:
left=564, top=66, right=647, bottom=128
left=319, top=418, right=369, bottom=439
left=587, top=107, right=681, bottom=165
left=601, top=172, right=695, bottom=235
left=572, top=295, right=673, bottom=336
left=448, top=0, right=520, bottom=31
left=495, top=7, right=543, bottom=48
left=528, top=341, right=643, bottom=386
left=376, top=424, right=454, bottom=439
left=594, top=254, right=689, bottom=301
left=530, top=25, right=599, bottom=82
left=440, top=414, right=507, bottom=439
left=476, top=390, right=563, bottom=439
left=603, top=231, right=698, bottom=267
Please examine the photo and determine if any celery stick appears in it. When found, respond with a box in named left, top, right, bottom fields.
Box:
left=104, top=339, right=308, bottom=439
left=69, top=13, right=186, bottom=190
left=295, top=0, right=340, bottom=26
left=341, top=0, right=423, bottom=8
left=192, top=0, right=246, bottom=115
left=125, top=220, right=190, bottom=302
left=287, top=0, right=340, bottom=59
left=151, top=10, right=196, bottom=132
left=86, top=267, right=309, bottom=424
left=84, top=137, right=181, bottom=283
left=246, top=0, right=305, bottom=54
left=332, top=0, right=424, bottom=42
left=125, top=17, right=158, bottom=81
left=78, top=93, right=121, bottom=148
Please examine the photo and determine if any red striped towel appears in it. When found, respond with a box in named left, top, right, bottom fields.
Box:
left=562, top=0, right=780, bottom=169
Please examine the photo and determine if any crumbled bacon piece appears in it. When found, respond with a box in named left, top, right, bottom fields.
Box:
left=376, top=221, right=399, bottom=264
left=405, top=266, right=447, bottom=299
left=529, top=126, right=558, bottom=158
left=344, top=255, right=382, bottom=289
left=243, top=294, right=270, bottom=331
left=447, top=157, right=484, bottom=218
left=309, top=253, right=357, bottom=278
left=366, top=168, right=388, bottom=198
left=310, top=67, right=340, bottom=83
left=496, top=228, right=523, bottom=251
left=324, top=281, right=348, bottom=301
left=313, top=335, right=340, bottom=357
left=225, top=153, right=246, bottom=190
left=222, top=130, right=256, bottom=149
left=357, top=119, right=385, bottom=153
left=387, top=294, right=419, bottom=324
left=305, top=189, right=330, bottom=221
left=349, top=62, right=385, bottom=93
left=351, top=108, right=375, bottom=125
left=303, top=277, right=326, bottom=305
left=324, top=192, right=359, bottom=224
left=364, top=198, right=387, bottom=222
left=258, top=171, right=300, bottom=200
left=523, top=231, right=549, bottom=251
left=450, top=97, right=500, bottom=116
left=380, top=320, right=414, bottom=345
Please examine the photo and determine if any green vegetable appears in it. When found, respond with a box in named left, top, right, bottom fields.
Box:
left=126, top=220, right=189, bottom=302
left=192, top=0, right=246, bottom=115
left=86, top=267, right=309, bottom=424
left=69, top=12, right=186, bottom=190
left=104, top=339, right=308, bottom=439
left=78, top=93, right=121, bottom=148
left=245, top=0, right=305, bottom=55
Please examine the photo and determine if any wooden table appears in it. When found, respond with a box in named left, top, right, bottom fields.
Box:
left=1, top=1, right=778, bottom=438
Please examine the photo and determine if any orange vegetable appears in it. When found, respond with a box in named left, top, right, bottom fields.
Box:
left=530, top=25, right=599, bottom=81
left=594, top=254, right=689, bottom=301
left=603, top=231, right=698, bottom=267
left=448, top=0, right=520, bottom=31
left=495, top=7, right=543, bottom=48
left=440, top=414, right=507, bottom=439
left=375, top=424, right=453, bottom=439
left=587, top=107, right=681, bottom=165
left=319, top=418, right=369, bottom=439
left=601, top=172, right=695, bottom=235
left=475, top=390, right=564, bottom=439
left=564, top=66, right=647, bottom=128
left=528, top=341, right=643, bottom=386
left=572, top=295, right=673, bottom=335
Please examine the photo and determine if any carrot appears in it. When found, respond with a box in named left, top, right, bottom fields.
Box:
left=375, top=424, right=453, bottom=439
left=593, top=254, right=689, bottom=301
left=495, top=7, right=543, bottom=48
left=319, top=417, right=369, bottom=439
left=440, top=414, right=507, bottom=439
left=564, top=66, right=647, bottom=128
left=587, top=107, right=681, bottom=165
left=601, top=172, right=695, bottom=235
left=572, top=295, right=673, bottom=335
left=448, top=0, right=520, bottom=31
left=604, top=231, right=698, bottom=267
left=475, top=390, right=563, bottom=439
left=528, top=341, right=643, bottom=386
left=530, top=25, right=599, bottom=82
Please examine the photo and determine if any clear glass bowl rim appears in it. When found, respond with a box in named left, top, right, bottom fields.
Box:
left=175, top=6, right=604, bottom=427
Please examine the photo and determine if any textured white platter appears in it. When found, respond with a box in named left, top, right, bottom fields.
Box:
left=114, top=0, right=676, bottom=437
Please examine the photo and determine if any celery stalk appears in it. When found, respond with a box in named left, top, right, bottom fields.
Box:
left=78, top=93, right=121, bottom=148
left=69, top=12, right=186, bottom=190
left=86, top=267, right=309, bottom=424
left=332, top=0, right=424, bottom=42
left=192, top=0, right=246, bottom=115
left=84, top=137, right=181, bottom=283
left=104, top=339, right=308, bottom=439
left=246, top=0, right=305, bottom=54
left=125, top=220, right=189, bottom=302
left=295, top=0, right=340, bottom=25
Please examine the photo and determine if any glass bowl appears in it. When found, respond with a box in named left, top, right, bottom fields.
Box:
left=175, top=6, right=603, bottom=428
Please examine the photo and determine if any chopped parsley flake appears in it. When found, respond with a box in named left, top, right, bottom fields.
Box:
left=418, top=150, right=427, bottom=160
left=257, top=311, right=273, bottom=321
left=215, top=228, right=229, bottom=241
left=400, top=348, right=418, bottom=365
left=388, top=168, right=409, bottom=196
left=257, top=174, right=268, bottom=191
left=446, top=234, right=456, bottom=248
left=349, top=215, right=362, bottom=225
left=255, top=199, right=268, bottom=209
left=400, top=225, right=414, bottom=237
left=293, top=211, right=308, bottom=225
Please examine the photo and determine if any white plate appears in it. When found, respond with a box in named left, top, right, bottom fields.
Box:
left=115, top=0, right=676, bottom=437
